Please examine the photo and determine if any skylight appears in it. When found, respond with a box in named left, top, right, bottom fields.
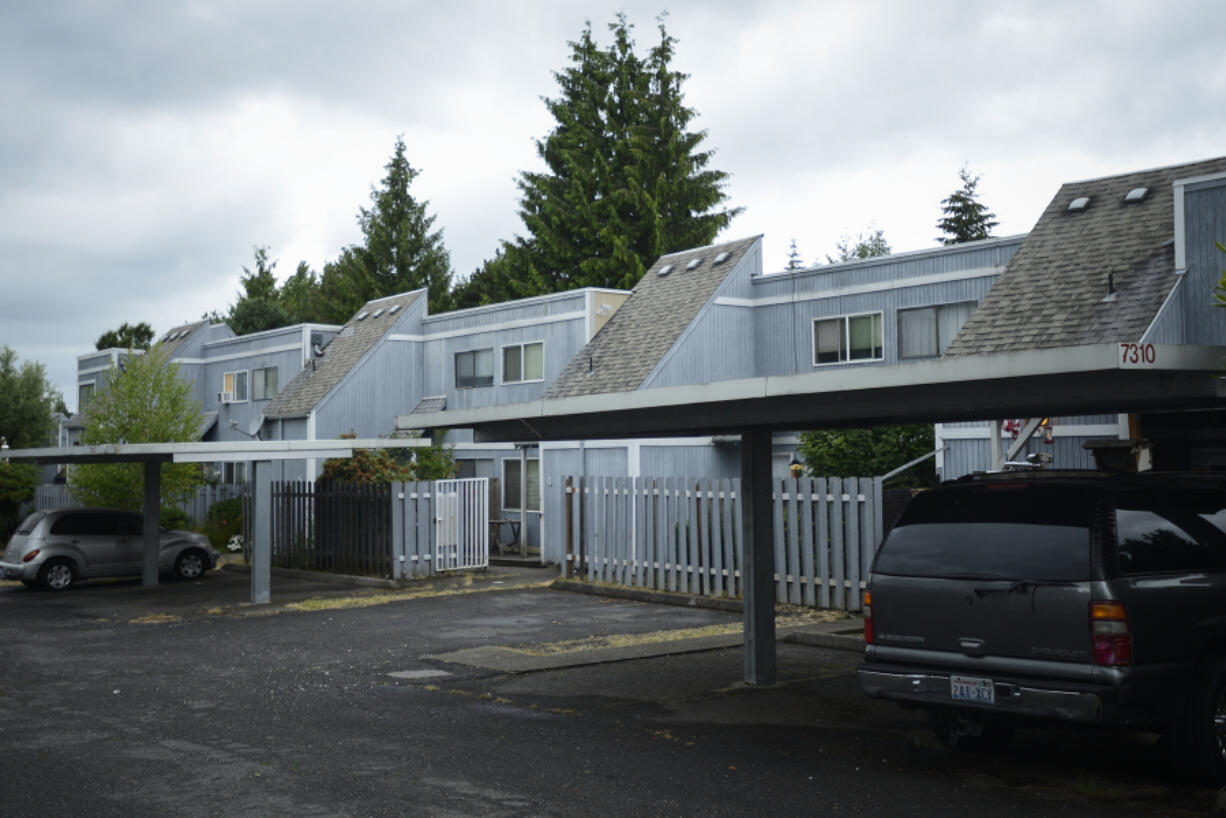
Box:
left=389, top=304, right=402, bottom=314
left=356, top=311, right=369, bottom=321
left=713, top=251, right=731, bottom=265
left=657, top=264, right=674, bottom=277
left=685, top=258, right=703, bottom=270
left=372, top=308, right=385, bottom=319
left=1067, top=197, right=1091, bottom=212
left=1124, top=187, right=1149, bottom=203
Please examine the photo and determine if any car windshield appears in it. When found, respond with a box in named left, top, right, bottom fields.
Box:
left=16, top=511, right=47, bottom=535
left=874, top=483, right=1094, bottom=581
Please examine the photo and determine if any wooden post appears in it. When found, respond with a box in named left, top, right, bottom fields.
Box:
left=741, top=427, right=776, bottom=685
left=563, top=477, right=574, bottom=578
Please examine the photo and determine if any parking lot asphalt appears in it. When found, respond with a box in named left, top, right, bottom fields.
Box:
left=0, top=565, right=1217, bottom=816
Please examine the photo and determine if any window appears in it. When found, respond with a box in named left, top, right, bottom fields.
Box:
left=876, top=484, right=1094, bottom=581
left=223, top=370, right=248, bottom=402
left=1114, top=490, right=1226, bottom=575
left=78, top=382, right=95, bottom=409
left=502, top=342, right=544, bottom=384
left=503, top=458, right=540, bottom=512
left=455, top=349, right=493, bottom=388
left=898, top=302, right=975, bottom=359
left=457, top=458, right=495, bottom=479
left=252, top=367, right=278, bottom=400
left=813, top=313, right=883, bottom=365
left=222, top=462, right=247, bottom=485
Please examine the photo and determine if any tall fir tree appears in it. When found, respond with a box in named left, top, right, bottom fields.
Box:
left=471, top=14, right=740, bottom=299
left=227, top=246, right=294, bottom=335
left=320, top=136, right=453, bottom=320
left=785, top=239, right=804, bottom=271
left=936, top=166, right=999, bottom=245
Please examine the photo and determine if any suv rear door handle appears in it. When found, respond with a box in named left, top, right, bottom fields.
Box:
left=958, top=638, right=986, bottom=657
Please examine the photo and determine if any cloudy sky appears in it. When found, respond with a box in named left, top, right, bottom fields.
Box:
left=3, top=0, right=1224, bottom=411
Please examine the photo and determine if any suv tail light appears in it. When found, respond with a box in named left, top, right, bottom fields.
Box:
left=1091, top=600, right=1132, bottom=666
left=863, top=590, right=874, bottom=644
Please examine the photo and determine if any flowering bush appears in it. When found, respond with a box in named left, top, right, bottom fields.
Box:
left=226, top=534, right=245, bottom=553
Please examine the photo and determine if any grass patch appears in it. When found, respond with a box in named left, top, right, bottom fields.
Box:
left=129, top=613, right=182, bottom=624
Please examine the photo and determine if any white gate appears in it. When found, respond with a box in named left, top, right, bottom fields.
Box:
left=433, top=478, right=489, bottom=571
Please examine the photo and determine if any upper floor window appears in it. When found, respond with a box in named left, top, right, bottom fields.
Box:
left=78, top=382, right=95, bottom=409
left=252, top=367, right=278, bottom=401
left=502, top=342, right=544, bottom=384
left=223, top=370, right=248, bottom=402
left=455, top=348, right=493, bottom=388
left=813, top=313, right=883, bottom=365
left=898, top=302, right=975, bottom=359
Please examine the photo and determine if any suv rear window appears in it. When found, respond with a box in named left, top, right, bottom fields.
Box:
left=1114, top=489, right=1226, bottom=575
left=874, top=483, right=1094, bottom=581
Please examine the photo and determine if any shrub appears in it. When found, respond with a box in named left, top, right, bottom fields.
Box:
left=199, top=497, right=243, bottom=550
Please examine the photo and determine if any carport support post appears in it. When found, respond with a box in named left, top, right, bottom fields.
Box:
left=142, top=460, right=162, bottom=588
left=740, top=427, right=776, bottom=685
left=250, top=460, right=271, bottom=604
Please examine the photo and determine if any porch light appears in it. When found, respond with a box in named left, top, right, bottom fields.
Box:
left=789, top=456, right=803, bottom=479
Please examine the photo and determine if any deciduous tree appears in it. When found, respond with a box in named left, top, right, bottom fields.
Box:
left=0, top=346, right=61, bottom=449
left=69, top=343, right=204, bottom=513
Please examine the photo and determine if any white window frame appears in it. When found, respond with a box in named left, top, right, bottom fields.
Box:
left=455, top=348, right=494, bottom=389
left=897, top=301, right=976, bottom=360
left=501, top=341, right=545, bottom=384
left=811, top=311, right=884, bottom=366
left=252, top=366, right=279, bottom=401
left=223, top=370, right=249, bottom=402
left=501, top=457, right=541, bottom=512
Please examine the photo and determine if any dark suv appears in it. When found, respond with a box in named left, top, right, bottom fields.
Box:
left=858, top=470, right=1226, bottom=781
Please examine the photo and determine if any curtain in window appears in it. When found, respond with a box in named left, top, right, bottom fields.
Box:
left=937, top=302, right=974, bottom=353
left=848, top=314, right=882, bottom=360
left=899, top=307, right=938, bottom=358
left=814, top=319, right=844, bottom=363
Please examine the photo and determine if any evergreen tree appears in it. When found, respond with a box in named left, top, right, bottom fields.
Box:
left=936, top=166, right=998, bottom=245
left=470, top=15, right=740, bottom=299
left=785, top=239, right=804, bottom=271
left=320, top=136, right=453, bottom=320
left=278, top=261, right=330, bottom=324
left=227, top=246, right=293, bottom=335
left=96, top=321, right=154, bottom=351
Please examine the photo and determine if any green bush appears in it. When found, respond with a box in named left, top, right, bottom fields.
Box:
left=198, top=497, right=243, bottom=550
left=0, top=462, right=38, bottom=541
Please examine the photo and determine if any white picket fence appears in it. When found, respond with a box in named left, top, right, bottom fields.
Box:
left=562, top=476, right=882, bottom=612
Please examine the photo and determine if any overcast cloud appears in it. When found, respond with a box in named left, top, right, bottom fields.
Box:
left=2, top=0, right=1224, bottom=411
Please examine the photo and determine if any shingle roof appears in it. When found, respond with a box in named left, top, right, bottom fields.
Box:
left=158, top=320, right=209, bottom=359
left=945, top=156, right=1226, bottom=357
left=263, top=291, right=423, bottom=419
left=544, top=236, right=760, bottom=399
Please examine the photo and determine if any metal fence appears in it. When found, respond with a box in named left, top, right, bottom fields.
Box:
left=268, top=479, right=490, bottom=579
left=562, top=475, right=882, bottom=612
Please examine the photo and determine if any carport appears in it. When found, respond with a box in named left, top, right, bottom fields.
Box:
left=399, top=342, right=1226, bottom=685
left=4, top=438, right=429, bottom=604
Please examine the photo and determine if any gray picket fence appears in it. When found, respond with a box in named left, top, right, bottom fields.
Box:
left=562, top=476, right=882, bottom=612
left=30, top=482, right=241, bottom=523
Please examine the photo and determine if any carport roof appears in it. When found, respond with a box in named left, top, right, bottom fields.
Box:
left=4, top=438, right=432, bottom=465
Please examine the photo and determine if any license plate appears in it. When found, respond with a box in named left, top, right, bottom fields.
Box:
left=950, top=675, right=995, bottom=705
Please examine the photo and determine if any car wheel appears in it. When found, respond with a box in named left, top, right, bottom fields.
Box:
left=38, top=558, right=77, bottom=592
left=173, top=549, right=208, bottom=580
left=928, top=709, right=1015, bottom=752
left=1171, top=655, right=1226, bottom=784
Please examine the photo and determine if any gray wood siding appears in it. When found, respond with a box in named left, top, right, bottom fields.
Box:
left=426, top=319, right=587, bottom=410
left=421, top=290, right=587, bottom=335
left=1177, top=183, right=1226, bottom=346
left=316, top=339, right=418, bottom=440
left=639, top=248, right=761, bottom=389
left=640, top=443, right=741, bottom=478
